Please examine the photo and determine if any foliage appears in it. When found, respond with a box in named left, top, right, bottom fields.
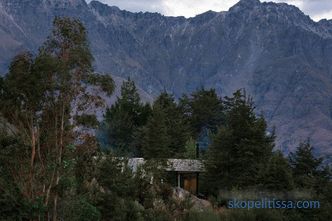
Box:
left=85, top=73, right=115, bottom=96
left=184, top=137, right=198, bottom=159
left=180, top=88, right=224, bottom=137
left=287, top=141, right=332, bottom=221
left=204, top=90, right=275, bottom=193
left=74, top=114, right=99, bottom=128
left=140, top=102, right=170, bottom=159
left=260, top=151, right=294, bottom=191
left=289, top=141, right=329, bottom=189
left=0, top=131, right=32, bottom=220
left=1, top=16, right=331, bottom=221
left=95, top=155, right=180, bottom=221
left=183, top=210, right=221, bottom=221
left=104, top=78, right=151, bottom=156
left=0, top=17, right=114, bottom=220
left=140, top=92, right=189, bottom=159
left=61, top=197, right=101, bottom=221
left=220, top=209, right=284, bottom=221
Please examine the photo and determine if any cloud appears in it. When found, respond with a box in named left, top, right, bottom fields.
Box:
left=86, top=0, right=166, bottom=14
left=269, top=0, right=332, bottom=20
left=161, top=0, right=239, bottom=17
left=301, top=0, right=332, bottom=20
left=86, top=0, right=332, bottom=21
left=86, top=0, right=238, bottom=16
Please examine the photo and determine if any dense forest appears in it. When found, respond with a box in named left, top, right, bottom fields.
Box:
left=0, top=17, right=331, bottom=221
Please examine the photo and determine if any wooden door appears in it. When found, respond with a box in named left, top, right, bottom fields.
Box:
left=183, top=174, right=197, bottom=194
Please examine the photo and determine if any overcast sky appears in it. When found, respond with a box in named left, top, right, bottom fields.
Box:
left=86, top=0, right=332, bottom=21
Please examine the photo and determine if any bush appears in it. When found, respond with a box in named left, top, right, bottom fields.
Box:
left=220, top=209, right=283, bottom=221
left=183, top=210, right=221, bottom=221
left=62, top=197, right=101, bottom=221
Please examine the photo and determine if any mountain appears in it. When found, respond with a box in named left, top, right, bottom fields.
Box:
left=0, top=0, right=332, bottom=158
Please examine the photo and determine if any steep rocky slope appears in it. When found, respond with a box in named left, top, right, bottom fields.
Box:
left=0, top=0, right=332, bottom=158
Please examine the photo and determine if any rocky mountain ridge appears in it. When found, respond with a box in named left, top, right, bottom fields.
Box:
left=0, top=0, right=332, bottom=158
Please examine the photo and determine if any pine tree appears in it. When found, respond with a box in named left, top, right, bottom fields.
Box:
left=287, top=142, right=332, bottom=221
left=141, top=104, right=171, bottom=159
left=260, top=151, right=294, bottom=191
left=204, top=90, right=275, bottom=193
left=155, top=92, right=189, bottom=157
left=289, top=141, right=329, bottom=190
left=141, top=92, right=189, bottom=159
left=180, top=88, right=223, bottom=138
left=105, top=78, right=151, bottom=156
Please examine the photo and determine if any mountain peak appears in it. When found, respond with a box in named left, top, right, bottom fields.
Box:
left=231, top=0, right=260, bottom=10
left=89, top=0, right=120, bottom=11
left=238, top=0, right=260, bottom=6
left=239, top=0, right=261, bottom=5
left=0, top=0, right=87, bottom=9
left=47, top=0, right=86, bottom=6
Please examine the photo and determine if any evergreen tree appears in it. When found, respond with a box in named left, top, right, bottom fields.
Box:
left=204, top=90, right=275, bottom=194
left=155, top=92, right=189, bottom=157
left=95, top=154, right=179, bottom=221
left=180, top=88, right=223, bottom=138
left=289, top=141, right=329, bottom=190
left=184, top=137, right=198, bottom=159
left=141, top=104, right=171, bottom=159
left=105, top=78, right=151, bottom=156
left=287, top=142, right=332, bottom=221
left=141, top=92, right=189, bottom=159
left=260, top=151, right=294, bottom=191
left=96, top=156, right=140, bottom=221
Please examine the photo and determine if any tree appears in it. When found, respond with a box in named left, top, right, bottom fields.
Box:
left=184, top=137, right=198, bottom=159
left=141, top=104, right=171, bottom=159
left=0, top=75, right=3, bottom=93
left=0, top=52, right=50, bottom=205
left=0, top=17, right=114, bottom=220
left=180, top=88, right=223, bottom=138
left=289, top=141, right=329, bottom=190
left=36, top=17, right=109, bottom=220
left=141, top=92, right=189, bottom=159
left=154, top=92, right=189, bottom=157
left=204, top=90, right=275, bottom=194
left=96, top=156, right=142, bottom=221
left=260, top=151, right=294, bottom=191
left=95, top=153, right=181, bottom=221
left=104, top=78, right=151, bottom=156
left=0, top=131, right=34, bottom=220
left=287, top=142, right=332, bottom=221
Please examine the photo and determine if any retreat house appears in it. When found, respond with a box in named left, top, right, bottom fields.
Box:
left=128, top=158, right=205, bottom=195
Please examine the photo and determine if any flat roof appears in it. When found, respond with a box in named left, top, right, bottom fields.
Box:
left=128, top=158, right=205, bottom=173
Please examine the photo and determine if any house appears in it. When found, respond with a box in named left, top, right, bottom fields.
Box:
left=128, top=158, right=205, bottom=195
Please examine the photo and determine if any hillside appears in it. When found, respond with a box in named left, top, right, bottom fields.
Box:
left=0, top=0, right=332, bottom=157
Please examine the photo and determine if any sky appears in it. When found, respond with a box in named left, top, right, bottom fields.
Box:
left=85, top=0, right=332, bottom=21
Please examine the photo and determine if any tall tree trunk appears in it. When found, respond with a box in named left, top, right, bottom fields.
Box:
left=52, top=103, right=65, bottom=221
left=45, top=113, right=58, bottom=208
left=30, top=118, right=36, bottom=199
